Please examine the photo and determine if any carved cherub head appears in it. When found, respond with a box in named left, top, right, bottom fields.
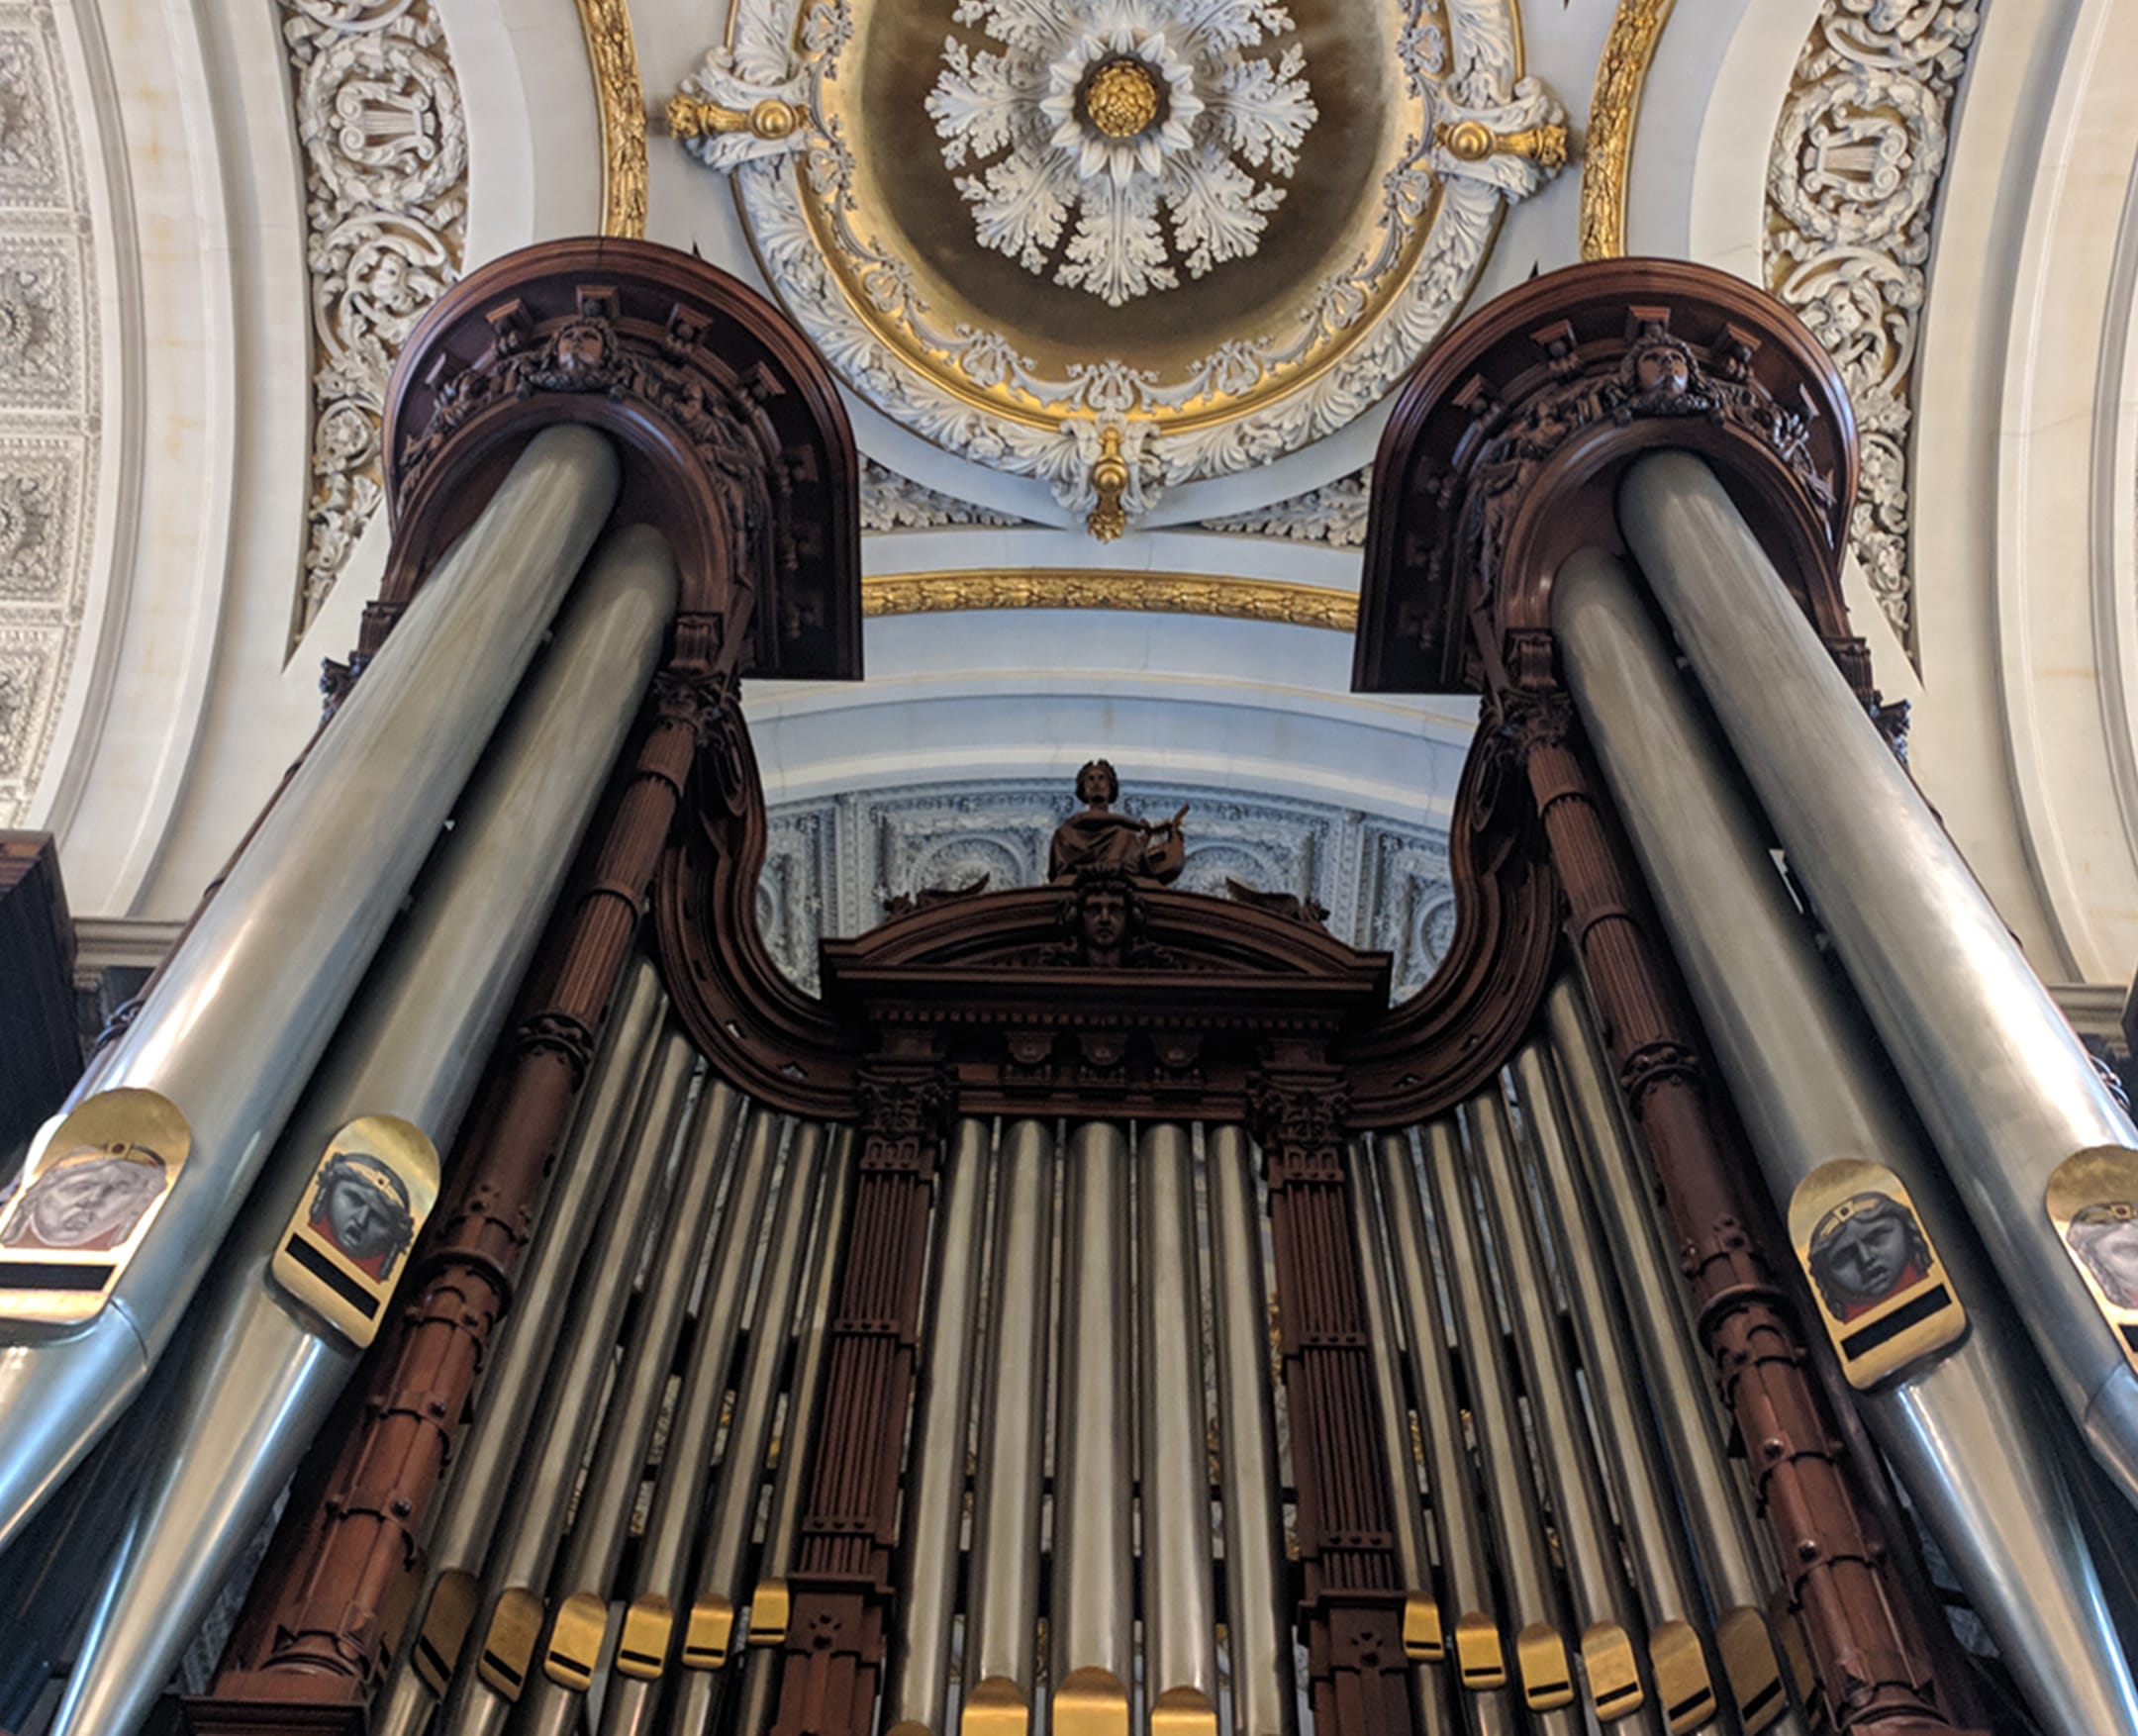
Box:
left=1062, top=866, right=1142, bottom=966
left=1624, top=326, right=1697, bottom=400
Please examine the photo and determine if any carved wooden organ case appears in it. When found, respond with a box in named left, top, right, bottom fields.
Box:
left=164, top=243, right=2114, bottom=1736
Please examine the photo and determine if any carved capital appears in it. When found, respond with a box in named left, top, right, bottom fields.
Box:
left=1498, top=686, right=1576, bottom=760
left=318, top=652, right=369, bottom=724
left=855, top=1068, right=956, bottom=1144
left=1246, top=1072, right=1353, bottom=1156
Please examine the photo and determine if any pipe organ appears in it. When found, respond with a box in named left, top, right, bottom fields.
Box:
left=5, top=243, right=2138, bottom=1736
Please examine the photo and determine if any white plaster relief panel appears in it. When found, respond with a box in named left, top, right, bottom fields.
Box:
left=760, top=777, right=1450, bottom=997
left=0, top=1, right=95, bottom=824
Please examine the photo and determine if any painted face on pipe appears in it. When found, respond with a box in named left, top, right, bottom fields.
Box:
left=308, top=1151, right=417, bottom=1279
left=2070, top=1204, right=2138, bottom=1310
left=0, top=1146, right=168, bottom=1251
left=1807, top=1192, right=1931, bottom=1321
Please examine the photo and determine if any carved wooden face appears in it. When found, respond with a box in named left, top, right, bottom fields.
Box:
left=1083, top=886, right=1127, bottom=950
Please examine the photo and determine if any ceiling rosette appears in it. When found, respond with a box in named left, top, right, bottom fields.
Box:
left=673, top=0, right=1562, bottom=535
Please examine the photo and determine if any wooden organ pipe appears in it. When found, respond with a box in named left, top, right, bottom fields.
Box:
left=371, top=960, right=667, bottom=1736
left=1206, top=1122, right=1300, bottom=1736
left=1373, top=1128, right=1519, bottom=1736
left=729, top=1129, right=858, bottom=1736
left=671, top=1120, right=831, bottom=1736
left=512, top=1070, right=735, bottom=1736
left=1137, top=1123, right=1221, bottom=1736
left=1343, top=1141, right=1456, bottom=1736
left=883, top=1117, right=993, bottom=1736
left=434, top=1032, right=699, bottom=1736
left=1507, top=1037, right=1728, bottom=1736
left=963, top=1118, right=1056, bottom=1733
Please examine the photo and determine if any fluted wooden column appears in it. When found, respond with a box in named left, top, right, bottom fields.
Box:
left=188, top=669, right=731, bottom=1733
left=770, top=1067, right=952, bottom=1736
left=1247, top=1070, right=1414, bottom=1736
left=1499, top=678, right=1967, bottom=1736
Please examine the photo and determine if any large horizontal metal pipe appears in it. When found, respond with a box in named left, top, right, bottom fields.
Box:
left=1508, top=1040, right=1723, bottom=1736
left=47, top=526, right=677, bottom=1736
left=963, top=1117, right=1056, bottom=1734
left=669, top=1119, right=826, bottom=1736
left=883, top=1117, right=992, bottom=1736
left=509, top=1070, right=732, bottom=1736
left=1439, top=1098, right=1580, bottom=1735
left=1052, top=1120, right=1134, bottom=1736
left=368, top=960, right=667, bottom=1736
left=727, top=1128, right=856, bottom=1736
left=435, top=1030, right=696, bottom=1736
left=1377, top=1127, right=1519, bottom=1736
left=1481, top=1059, right=1659, bottom=1734
left=1345, top=1139, right=1455, bottom=1736
left=1140, top=1123, right=1223, bottom=1736
left=1619, top=449, right=2138, bottom=1504
left=1545, top=980, right=1802, bottom=1736
left=597, top=1104, right=790, bottom=1736
left=1556, top=542, right=2138, bottom=1735
left=0, top=426, right=622, bottom=1551
left=1206, top=1123, right=1298, bottom=1736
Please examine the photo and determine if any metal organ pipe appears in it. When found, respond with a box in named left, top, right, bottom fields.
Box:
left=47, top=522, right=677, bottom=1736
left=599, top=1104, right=795, bottom=1736
left=1554, top=543, right=2138, bottom=1736
left=1618, top=449, right=2138, bottom=1507
left=964, top=1117, right=1057, bottom=1733
left=1052, top=1119, right=1135, bottom=1736
left=1474, top=1075, right=1658, bottom=1733
left=1376, top=1126, right=1518, bottom=1736
left=1205, top=1122, right=1298, bottom=1736
left=1506, top=1041, right=1722, bottom=1736
left=437, top=1030, right=697, bottom=1736
left=369, top=958, right=667, bottom=1736
left=669, top=1118, right=828, bottom=1736
left=1344, top=1140, right=1455, bottom=1736
left=1543, top=981, right=1800, bottom=1736
left=0, top=425, right=624, bottom=1551
left=884, top=1116, right=993, bottom=1736
left=1138, top=1122, right=1222, bottom=1736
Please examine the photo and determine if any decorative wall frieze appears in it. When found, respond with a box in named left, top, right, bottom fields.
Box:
left=1765, top=0, right=1983, bottom=655
left=574, top=0, right=649, bottom=238
left=860, top=567, right=1357, bottom=629
left=759, top=777, right=1452, bottom=1000
left=858, top=458, right=1025, bottom=530
left=1579, top=0, right=1673, bottom=261
left=280, top=0, right=467, bottom=638
left=674, top=0, right=1562, bottom=536
left=0, top=0, right=96, bottom=826
left=1196, top=464, right=1371, bottom=547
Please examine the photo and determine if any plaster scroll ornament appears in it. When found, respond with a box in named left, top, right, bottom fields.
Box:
left=674, top=0, right=1561, bottom=537
left=858, top=456, right=1026, bottom=529
left=1764, top=0, right=1983, bottom=656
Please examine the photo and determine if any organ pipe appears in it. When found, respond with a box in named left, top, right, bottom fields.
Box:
left=0, top=426, right=623, bottom=1552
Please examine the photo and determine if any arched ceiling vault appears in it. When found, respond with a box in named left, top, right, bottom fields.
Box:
left=13, top=0, right=2137, bottom=992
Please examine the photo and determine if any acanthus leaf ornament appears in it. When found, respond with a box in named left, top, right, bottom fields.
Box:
left=673, top=0, right=1562, bottom=537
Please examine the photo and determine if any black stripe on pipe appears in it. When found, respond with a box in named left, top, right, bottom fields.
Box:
left=282, top=1235, right=381, bottom=1319
left=0, top=1260, right=113, bottom=1291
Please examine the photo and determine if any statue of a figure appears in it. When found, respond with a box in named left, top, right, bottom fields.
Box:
left=1048, top=759, right=1187, bottom=884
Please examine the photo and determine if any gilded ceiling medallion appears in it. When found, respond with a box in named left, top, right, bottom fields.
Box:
left=675, top=0, right=1562, bottom=534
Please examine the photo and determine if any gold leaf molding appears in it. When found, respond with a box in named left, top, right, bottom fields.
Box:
left=1580, top=0, right=1675, bottom=261
left=577, top=0, right=648, bottom=238
left=862, top=571, right=1359, bottom=632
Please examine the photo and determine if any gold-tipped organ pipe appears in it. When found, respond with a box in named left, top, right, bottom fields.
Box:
left=435, top=1030, right=697, bottom=1736
left=49, top=524, right=678, bottom=1736
left=1507, top=1040, right=1724, bottom=1736
left=1478, top=1066, right=1660, bottom=1732
left=598, top=1105, right=798, bottom=1736
left=728, top=1128, right=857, bottom=1736
left=1544, top=981, right=1801, bottom=1736
left=371, top=959, right=668, bottom=1736
left=1344, top=1139, right=1456, bottom=1736
left=1439, top=1099, right=1580, bottom=1733
left=1381, top=1127, right=1520, bottom=1736
left=1555, top=542, right=2138, bottom=1736
left=1052, top=1120, right=1134, bottom=1736
left=1206, top=1123, right=1298, bottom=1736
left=668, top=1119, right=828, bottom=1736
left=963, top=1118, right=1057, bottom=1733
left=884, top=1118, right=994, bottom=1736
left=1138, top=1123, right=1222, bottom=1736
left=0, top=426, right=623, bottom=1552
